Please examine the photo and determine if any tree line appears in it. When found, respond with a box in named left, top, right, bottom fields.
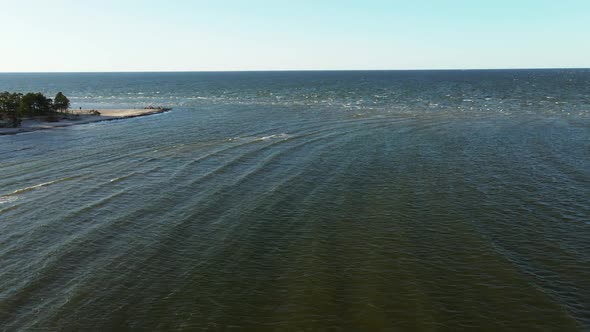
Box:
left=0, top=91, right=70, bottom=128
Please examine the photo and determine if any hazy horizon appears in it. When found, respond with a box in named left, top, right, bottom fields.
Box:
left=1, top=67, right=589, bottom=74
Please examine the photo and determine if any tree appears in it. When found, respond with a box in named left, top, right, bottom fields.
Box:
left=0, top=92, right=22, bottom=113
left=19, top=92, right=53, bottom=116
left=0, top=92, right=23, bottom=127
left=53, top=92, right=70, bottom=113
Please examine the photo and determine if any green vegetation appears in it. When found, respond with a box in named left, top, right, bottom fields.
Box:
left=0, top=91, right=71, bottom=128
left=19, top=93, right=54, bottom=116
left=53, top=92, right=71, bottom=113
left=0, top=92, right=23, bottom=128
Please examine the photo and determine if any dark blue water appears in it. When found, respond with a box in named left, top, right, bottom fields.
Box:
left=1, top=70, right=589, bottom=330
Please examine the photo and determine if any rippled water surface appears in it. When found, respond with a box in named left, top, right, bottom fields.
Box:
left=1, top=71, right=589, bottom=330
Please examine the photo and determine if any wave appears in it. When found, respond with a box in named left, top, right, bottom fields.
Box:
left=0, top=196, right=20, bottom=204
left=257, top=133, right=290, bottom=141
left=226, top=133, right=291, bottom=143
left=109, top=172, right=137, bottom=183
left=2, top=175, right=83, bottom=197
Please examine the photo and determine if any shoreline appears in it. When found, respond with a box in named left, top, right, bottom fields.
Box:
left=0, top=108, right=170, bottom=135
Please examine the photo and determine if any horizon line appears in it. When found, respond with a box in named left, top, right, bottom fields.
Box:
left=1, top=67, right=589, bottom=74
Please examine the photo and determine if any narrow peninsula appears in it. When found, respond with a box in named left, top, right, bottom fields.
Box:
left=0, top=91, right=170, bottom=135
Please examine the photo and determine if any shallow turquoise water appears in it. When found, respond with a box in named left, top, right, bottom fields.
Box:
left=1, top=70, right=589, bottom=330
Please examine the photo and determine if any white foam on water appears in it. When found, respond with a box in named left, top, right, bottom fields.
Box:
left=3, top=175, right=83, bottom=197
left=258, top=133, right=290, bottom=141
left=8, top=180, right=61, bottom=196
left=0, top=196, right=20, bottom=204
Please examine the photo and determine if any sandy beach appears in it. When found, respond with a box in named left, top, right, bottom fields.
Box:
left=0, top=108, right=169, bottom=135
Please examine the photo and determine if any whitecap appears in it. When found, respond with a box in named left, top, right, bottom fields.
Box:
left=8, top=180, right=59, bottom=195
left=3, top=176, right=82, bottom=197
left=0, top=196, right=20, bottom=204
left=258, top=133, right=290, bottom=141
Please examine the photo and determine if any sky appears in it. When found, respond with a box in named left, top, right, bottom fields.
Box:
left=0, top=0, right=589, bottom=72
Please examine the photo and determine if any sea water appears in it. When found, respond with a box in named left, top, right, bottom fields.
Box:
left=0, top=70, right=589, bottom=330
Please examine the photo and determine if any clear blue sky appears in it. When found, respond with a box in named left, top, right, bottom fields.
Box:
left=1, top=0, right=589, bottom=72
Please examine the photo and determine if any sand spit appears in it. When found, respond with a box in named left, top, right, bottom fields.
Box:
left=0, top=108, right=170, bottom=135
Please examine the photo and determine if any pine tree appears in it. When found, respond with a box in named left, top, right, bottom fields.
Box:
left=54, top=92, right=70, bottom=113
